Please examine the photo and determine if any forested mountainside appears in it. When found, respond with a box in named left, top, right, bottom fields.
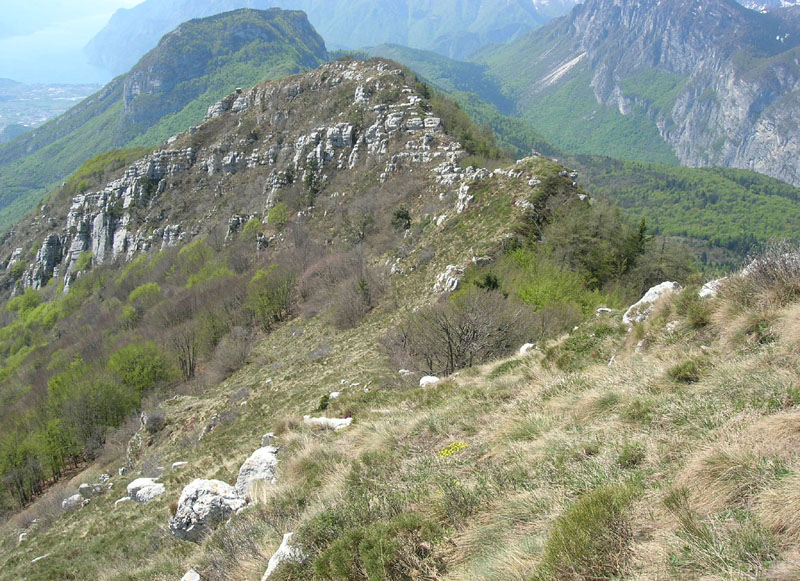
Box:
left=476, top=0, right=800, bottom=184
left=0, top=9, right=327, bottom=234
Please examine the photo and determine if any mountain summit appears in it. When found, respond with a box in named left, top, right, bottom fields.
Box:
left=0, top=8, right=327, bottom=233
left=85, top=0, right=581, bottom=75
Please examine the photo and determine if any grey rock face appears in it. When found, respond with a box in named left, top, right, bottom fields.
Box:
left=235, top=446, right=279, bottom=497
left=558, top=0, right=800, bottom=184
left=127, top=477, right=165, bottom=504
left=61, top=494, right=83, bottom=512
left=169, top=479, right=247, bottom=542
left=261, top=533, right=306, bottom=580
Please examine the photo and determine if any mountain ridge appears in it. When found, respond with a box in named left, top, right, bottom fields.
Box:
left=0, top=8, right=327, bottom=233
left=477, top=0, right=800, bottom=184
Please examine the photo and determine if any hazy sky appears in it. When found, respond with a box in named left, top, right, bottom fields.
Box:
left=0, top=0, right=144, bottom=84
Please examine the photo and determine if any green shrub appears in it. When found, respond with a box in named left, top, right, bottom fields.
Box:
left=128, top=282, right=162, bottom=308
left=537, top=484, right=636, bottom=580
left=667, top=357, right=709, bottom=384
left=313, top=513, right=442, bottom=581
left=240, top=217, right=263, bottom=240
left=246, top=265, right=296, bottom=332
left=75, top=250, right=92, bottom=272
left=107, top=341, right=173, bottom=398
left=617, top=442, right=646, bottom=468
left=268, top=203, right=289, bottom=228
left=7, top=288, right=42, bottom=315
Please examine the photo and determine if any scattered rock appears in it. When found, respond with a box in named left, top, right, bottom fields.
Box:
left=127, top=478, right=165, bottom=504
left=115, top=497, right=132, bottom=508
left=119, top=467, right=127, bottom=477
left=235, top=446, right=279, bottom=497
left=78, top=483, right=103, bottom=499
left=519, top=343, right=536, bottom=355
left=699, top=278, right=726, bottom=299
left=17, top=532, right=26, bottom=546
left=98, top=473, right=111, bottom=483
left=172, top=461, right=188, bottom=470
left=61, top=494, right=83, bottom=512
left=399, top=369, right=413, bottom=377
left=262, top=533, right=306, bottom=580
left=433, top=265, right=464, bottom=294
left=623, top=282, right=681, bottom=325
left=169, top=480, right=247, bottom=542
left=181, top=569, right=201, bottom=581
left=329, top=391, right=341, bottom=400
left=261, top=433, right=277, bottom=447
left=596, top=307, right=614, bottom=316
left=303, top=416, right=353, bottom=431
left=419, top=376, right=440, bottom=387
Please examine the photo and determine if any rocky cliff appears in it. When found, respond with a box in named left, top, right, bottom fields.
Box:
left=481, top=0, right=800, bottom=185
left=2, top=59, right=508, bottom=294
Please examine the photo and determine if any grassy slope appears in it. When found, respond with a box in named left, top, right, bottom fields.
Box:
left=2, top=156, right=800, bottom=579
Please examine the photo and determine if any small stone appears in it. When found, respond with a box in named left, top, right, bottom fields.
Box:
left=181, top=569, right=201, bottom=581
left=172, top=461, right=188, bottom=470
left=261, top=433, right=277, bottom=447
left=115, top=497, right=132, bottom=508
left=303, top=416, right=353, bottom=431
left=420, top=376, right=440, bottom=387
left=520, top=343, right=536, bottom=355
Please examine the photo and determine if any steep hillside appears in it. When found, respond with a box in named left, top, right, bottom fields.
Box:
left=0, top=8, right=327, bottom=234
left=0, top=57, right=699, bottom=579
left=477, top=0, right=800, bottom=184
left=85, top=0, right=580, bottom=76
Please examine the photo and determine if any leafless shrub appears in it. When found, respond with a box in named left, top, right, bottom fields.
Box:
left=389, top=288, right=538, bottom=376
left=210, top=327, right=255, bottom=381
left=330, top=266, right=387, bottom=329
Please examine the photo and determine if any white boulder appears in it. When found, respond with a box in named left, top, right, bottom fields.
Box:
left=262, top=533, right=306, bottom=580
left=169, top=479, right=247, bottom=542
left=699, top=278, right=726, bottom=299
left=433, top=265, right=464, bottom=293
left=62, top=494, right=83, bottom=512
left=181, top=569, right=201, bottom=581
left=623, top=282, right=681, bottom=324
left=78, top=483, right=102, bottom=499
left=127, top=478, right=165, bottom=504
left=303, top=416, right=352, bottom=431
left=519, top=343, right=536, bottom=355
left=235, top=446, right=279, bottom=497
left=420, top=376, right=440, bottom=387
